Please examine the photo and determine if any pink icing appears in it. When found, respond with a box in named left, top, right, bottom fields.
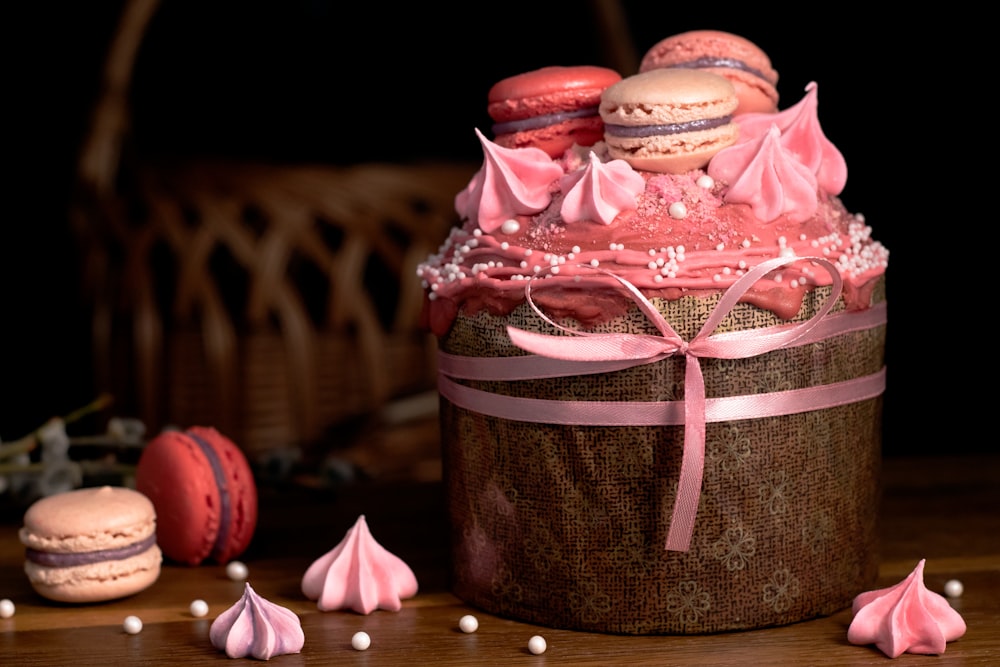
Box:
left=455, top=128, right=564, bottom=233
left=301, top=514, right=418, bottom=614
left=708, top=124, right=819, bottom=223
left=735, top=81, right=847, bottom=195
left=559, top=151, right=646, bottom=225
left=209, top=582, right=305, bottom=660
left=847, top=559, right=967, bottom=658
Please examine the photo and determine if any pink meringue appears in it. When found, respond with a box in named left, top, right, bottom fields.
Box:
left=209, top=582, right=305, bottom=660
left=559, top=151, right=645, bottom=225
left=847, top=559, right=966, bottom=658
left=708, top=123, right=818, bottom=223
left=735, top=81, right=847, bottom=195
left=455, top=128, right=563, bottom=233
left=301, top=514, right=418, bottom=614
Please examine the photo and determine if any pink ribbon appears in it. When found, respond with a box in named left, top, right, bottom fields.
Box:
left=440, top=256, right=887, bottom=552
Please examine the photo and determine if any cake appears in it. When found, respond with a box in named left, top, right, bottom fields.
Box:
left=417, top=30, right=889, bottom=634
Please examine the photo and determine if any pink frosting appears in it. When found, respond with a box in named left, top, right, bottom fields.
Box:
left=735, top=81, right=847, bottom=195
left=559, top=151, right=646, bottom=225
left=455, top=128, right=564, bottom=233
left=301, top=514, right=418, bottom=614
left=847, top=559, right=966, bottom=658
left=209, top=582, right=305, bottom=660
left=708, top=124, right=819, bottom=223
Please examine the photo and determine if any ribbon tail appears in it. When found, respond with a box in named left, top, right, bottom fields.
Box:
left=665, top=354, right=706, bottom=551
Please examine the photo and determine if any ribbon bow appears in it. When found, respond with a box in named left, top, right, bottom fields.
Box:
left=506, top=256, right=844, bottom=551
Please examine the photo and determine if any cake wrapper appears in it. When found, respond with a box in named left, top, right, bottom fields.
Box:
left=438, top=275, right=886, bottom=635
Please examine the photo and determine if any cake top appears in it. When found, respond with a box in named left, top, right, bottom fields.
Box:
left=416, top=30, right=888, bottom=336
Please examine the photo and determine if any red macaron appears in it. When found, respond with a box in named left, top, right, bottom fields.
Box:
left=488, top=65, right=622, bottom=158
left=135, top=426, right=258, bottom=566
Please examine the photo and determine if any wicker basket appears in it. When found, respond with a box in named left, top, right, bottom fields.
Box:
left=70, top=0, right=476, bottom=459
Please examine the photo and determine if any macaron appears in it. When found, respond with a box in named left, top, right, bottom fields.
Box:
left=135, top=426, right=258, bottom=566
left=19, top=485, right=162, bottom=603
left=488, top=65, right=622, bottom=158
left=599, top=68, right=739, bottom=174
left=639, top=30, right=779, bottom=115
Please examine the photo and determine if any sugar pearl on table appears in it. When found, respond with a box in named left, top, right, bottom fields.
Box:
left=944, top=579, right=964, bottom=598
left=123, top=615, right=143, bottom=635
left=0, top=599, right=15, bottom=619
left=189, top=599, right=209, bottom=617
left=226, top=560, right=248, bottom=581
left=351, top=631, right=371, bottom=651
left=459, top=614, right=479, bottom=633
left=528, top=635, right=547, bottom=655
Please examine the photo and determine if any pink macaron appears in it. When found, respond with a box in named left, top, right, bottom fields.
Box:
left=639, top=30, right=779, bottom=115
left=135, top=426, right=258, bottom=566
left=488, top=65, right=622, bottom=158
left=19, top=485, right=162, bottom=603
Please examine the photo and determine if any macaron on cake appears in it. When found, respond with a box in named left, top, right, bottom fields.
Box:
left=599, top=67, right=739, bottom=174
left=19, top=486, right=162, bottom=603
left=639, top=29, right=779, bottom=115
left=488, top=65, right=622, bottom=158
left=135, top=426, right=258, bottom=566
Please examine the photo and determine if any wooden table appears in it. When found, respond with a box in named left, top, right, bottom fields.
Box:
left=2, top=445, right=998, bottom=666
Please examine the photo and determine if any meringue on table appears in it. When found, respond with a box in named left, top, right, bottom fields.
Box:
left=847, top=558, right=966, bottom=658
left=209, top=582, right=305, bottom=660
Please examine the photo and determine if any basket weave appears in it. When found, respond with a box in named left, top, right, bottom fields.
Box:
left=70, top=0, right=476, bottom=458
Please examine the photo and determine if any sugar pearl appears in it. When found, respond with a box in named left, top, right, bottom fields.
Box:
left=352, top=631, right=371, bottom=651
left=226, top=560, right=249, bottom=581
left=0, top=599, right=15, bottom=619
left=944, top=579, right=964, bottom=598
left=459, top=614, right=479, bottom=633
left=668, top=202, right=688, bottom=219
left=528, top=635, right=547, bottom=655
left=190, top=599, right=209, bottom=617
left=123, top=615, right=143, bottom=635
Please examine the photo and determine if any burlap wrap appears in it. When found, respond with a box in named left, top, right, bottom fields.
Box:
left=439, top=279, right=885, bottom=634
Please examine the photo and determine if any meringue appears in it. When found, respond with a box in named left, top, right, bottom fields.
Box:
left=301, top=514, right=418, bottom=614
left=847, top=559, right=966, bottom=658
left=559, top=151, right=645, bottom=225
left=210, top=582, right=305, bottom=660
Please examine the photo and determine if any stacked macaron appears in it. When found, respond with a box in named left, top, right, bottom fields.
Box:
left=136, top=426, right=258, bottom=566
left=599, top=67, right=739, bottom=174
left=19, top=485, right=162, bottom=603
left=639, top=29, right=779, bottom=115
left=488, top=65, right=622, bottom=158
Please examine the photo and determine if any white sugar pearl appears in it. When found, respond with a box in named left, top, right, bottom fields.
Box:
left=123, top=615, right=143, bottom=634
left=351, top=631, right=371, bottom=651
left=0, top=599, right=15, bottom=619
left=189, top=599, right=209, bottom=617
left=459, top=614, right=479, bottom=633
left=668, top=202, right=688, bottom=219
left=226, top=561, right=249, bottom=581
left=528, top=635, right=547, bottom=655
left=944, top=579, right=964, bottom=598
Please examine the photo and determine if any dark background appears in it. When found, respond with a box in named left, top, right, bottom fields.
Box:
left=2, top=2, right=979, bottom=455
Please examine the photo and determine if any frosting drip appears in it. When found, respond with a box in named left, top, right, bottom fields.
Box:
left=301, top=514, right=418, bottom=614
left=209, top=582, right=305, bottom=660
left=847, top=559, right=967, bottom=658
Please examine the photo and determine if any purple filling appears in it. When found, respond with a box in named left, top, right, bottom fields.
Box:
left=188, top=431, right=232, bottom=561
left=669, top=57, right=772, bottom=83
left=604, top=115, right=732, bottom=138
left=26, top=533, right=157, bottom=567
left=492, top=106, right=599, bottom=136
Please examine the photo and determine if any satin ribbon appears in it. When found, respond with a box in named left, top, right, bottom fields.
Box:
left=440, top=256, right=887, bottom=552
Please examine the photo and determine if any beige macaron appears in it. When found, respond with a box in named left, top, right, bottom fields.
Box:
left=19, top=486, right=162, bottom=603
left=599, top=68, right=739, bottom=174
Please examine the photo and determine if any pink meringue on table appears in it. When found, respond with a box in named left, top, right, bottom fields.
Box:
left=847, top=558, right=966, bottom=658
left=209, top=582, right=305, bottom=660
left=301, top=514, right=418, bottom=614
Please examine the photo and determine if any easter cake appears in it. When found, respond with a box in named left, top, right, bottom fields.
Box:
left=417, top=30, right=888, bottom=634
